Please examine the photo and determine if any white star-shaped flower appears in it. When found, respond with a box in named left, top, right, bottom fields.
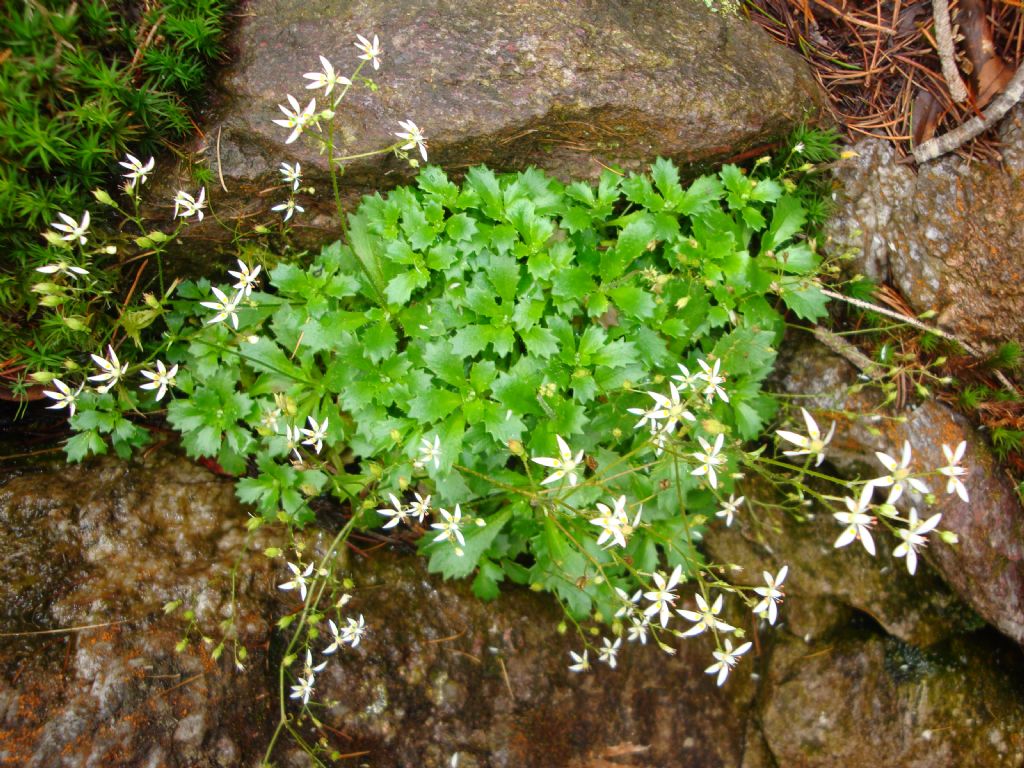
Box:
left=893, top=508, right=942, bottom=575
left=340, top=614, right=366, bottom=647
left=377, top=493, right=409, bottom=529
left=646, top=382, right=696, bottom=436
left=532, top=435, right=584, bottom=486
left=643, top=564, right=683, bottom=628
left=716, top=494, right=744, bottom=527
left=42, top=378, right=83, bottom=417
left=691, top=434, right=726, bottom=489
left=279, top=162, right=302, bottom=191
left=834, top=484, right=876, bottom=555
left=271, top=198, right=304, bottom=222
left=119, top=154, right=155, bottom=188
left=752, top=565, right=788, bottom=625
left=354, top=33, right=382, bottom=69
left=938, top=441, right=969, bottom=502
left=303, top=54, right=351, bottom=96
left=50, top=210, right=90, bottom=245
left=139, top=360, right=178, bottom=402
left=597, top=636, right=622, bottom=668
left=228, top=260, right=262, bottom=297
left=279, top=561, right=314, bottom=601
left=590, top=495, right=639, bottom=549
left=696, top=357, right=729, bottom=403
left=395, top=119, right=428, bottom=162
left=36, top=260, right=89, bottom=279
left=677, top=592, right=735, bottom=637
left=301, top=415, right=328, bottom=454
left=705, top=638, right=752, bottom=687
left=272, top=94, right=317, bottom=144
left=872, top=440, right=930, bottom=503
left=671, top=362, right=701, bottom=391
left=568, top=649, right=590, bottom=673
left=407, top=492, right=431, bottom=523
left=199, top=286, right=241, bottom=329
left=776, top=407, right=835, bottom=467
left=88, top=345, right=128, bottom=393
left=173, top=188, right=206, bottom=221
left=414, top=434, right=442, bottom=470
left=431, top=505, right=466, bottom=549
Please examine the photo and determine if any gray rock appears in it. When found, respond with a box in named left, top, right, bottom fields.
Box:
left=155, top=0, right=823, bottom=254
left=1, top=450, right=1022, bottom=765
left=772, top=338, right=1024, bottom=648
left=0, top=454, right=276, bottom=767
left=827, top=112, right=1024, bottom=346
left=760, top=632, right=1024, bottom=767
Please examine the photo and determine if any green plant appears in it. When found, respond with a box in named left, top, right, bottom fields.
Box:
left=67, top=151, right=835, bottom=609
left=45, top=108, right=968, bottom=764
left=0, top=0, right=232, bottom=392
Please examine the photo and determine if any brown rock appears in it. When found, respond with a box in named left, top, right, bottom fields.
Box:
left=155, top=0, right=823, bottom=253
left=826, top=124, right=1024, bottom=346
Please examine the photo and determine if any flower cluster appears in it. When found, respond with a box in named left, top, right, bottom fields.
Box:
left=774, top=409, right=967, bottom=576
left=42, top=258, right=263, bottom=414
left=572, top=562, right=788, bottom=686
left=376, top=489, right=471, bottom=557
left=278, top=560, right=367, bottom=706
left=266, top=38, right=428, bottom=227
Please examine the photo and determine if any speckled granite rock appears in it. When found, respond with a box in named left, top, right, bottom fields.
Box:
left=2, top=451, right=1022, bottom=767
left=152, top=0, right=823, bottom=253
left=826, top=106, right=1024, bottom=346
left=771, top=338, right=1024, bottom=648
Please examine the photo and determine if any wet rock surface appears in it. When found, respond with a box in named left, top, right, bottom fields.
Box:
left=704, top=475, right=978, bottom=648
left=2, top=451, right=1023, bottom=767
left=827, top=106, right=1024, bottom=346
left=155, top=0, right=822, bottom=252
left=772, top=338, right=1024, bottom=648
left=760, top=631, right=1024, bottom=767
left=0, top=454, right=278, bottom=767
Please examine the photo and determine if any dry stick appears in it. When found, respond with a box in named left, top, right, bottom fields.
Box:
left=820, top=287, right=1018, bottom=393
left=933, top=0, right=969, bottom=102
left=913, top=60, right=1024, bottom=161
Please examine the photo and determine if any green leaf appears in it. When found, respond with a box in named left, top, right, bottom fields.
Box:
left=651, top=157, right=683, bottom=207
left=520, top=325, right=559, bottom=357
left=426, top=509, right=512, bottom=579
left=484, top=252, right=520, bottom=303
left=385, top=269, right=429, bottom=306
left=712, top=328, right=777, bottom=379
left=408, top=388, right=463, bottom=422
left=450, top=325, right=491, bottom=357
left=417, top=165, right=459, bottom=205
left=781, top=282, right=829, bottom=321
left=445, top=212, right=478, bottom=242
left=472, top=560, right=505, bottom=600
left=608, top=285, right=655, bottom=319
left=464, top=166, right=504, bottom=219
left=762, top=195, right=807, bottom=253
left=66, top=429, right=107, bottom=462
left=601, top=214, right=656, bottom=281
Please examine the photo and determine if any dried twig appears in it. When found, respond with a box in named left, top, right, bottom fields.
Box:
left=913, top=61, right=1024, bottom=161
left=932, top=0, right=969, bottom=102
left=821, top=287, right=1018, bottom=393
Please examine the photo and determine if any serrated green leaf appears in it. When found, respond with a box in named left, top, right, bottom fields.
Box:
left=762, top=195, right=806, bottom=252
left=426, top=509, right=512, bottom=580
left=408, top=387, right=463, bottom=422
left=608, top=285, right=655, bottom=319
left=385, top=269, right=429, bottom=305
left=601, top=214, right=657, bottom=281
left=781, top=282, right=829, bottom=321
left=520, top=325, right=559, bottom=357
